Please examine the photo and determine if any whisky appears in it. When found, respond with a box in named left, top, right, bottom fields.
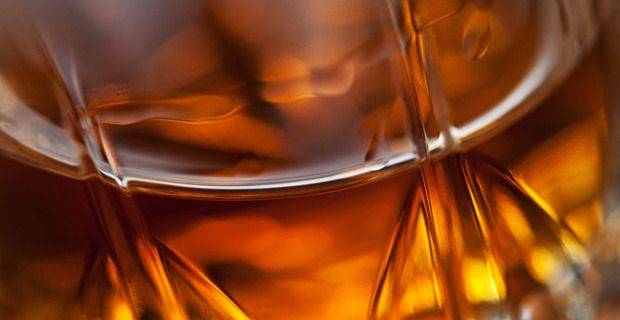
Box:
left=0, top=45, right=612, bottom=319
left=0, top=0, right=614, bottom=319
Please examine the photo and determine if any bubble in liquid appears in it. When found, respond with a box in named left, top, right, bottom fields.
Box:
left=462, top=11, right=492, bottom=61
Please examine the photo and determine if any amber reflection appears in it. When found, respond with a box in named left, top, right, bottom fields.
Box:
left=0, top=1, right=612, bottom=319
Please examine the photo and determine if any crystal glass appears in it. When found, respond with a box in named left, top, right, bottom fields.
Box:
left=0, top=0, right=617, bottom=319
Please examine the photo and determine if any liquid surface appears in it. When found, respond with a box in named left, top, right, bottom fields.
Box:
left=0, top=45, right=612, bottom=319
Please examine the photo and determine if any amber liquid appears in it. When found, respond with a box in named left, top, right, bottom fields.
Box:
left=0, top=0, right=614, bottom=318
left=0, top=42, right=612, bottom=320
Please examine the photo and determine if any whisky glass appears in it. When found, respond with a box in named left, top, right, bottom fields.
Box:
left=0, top=0, right=617, bottom=319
